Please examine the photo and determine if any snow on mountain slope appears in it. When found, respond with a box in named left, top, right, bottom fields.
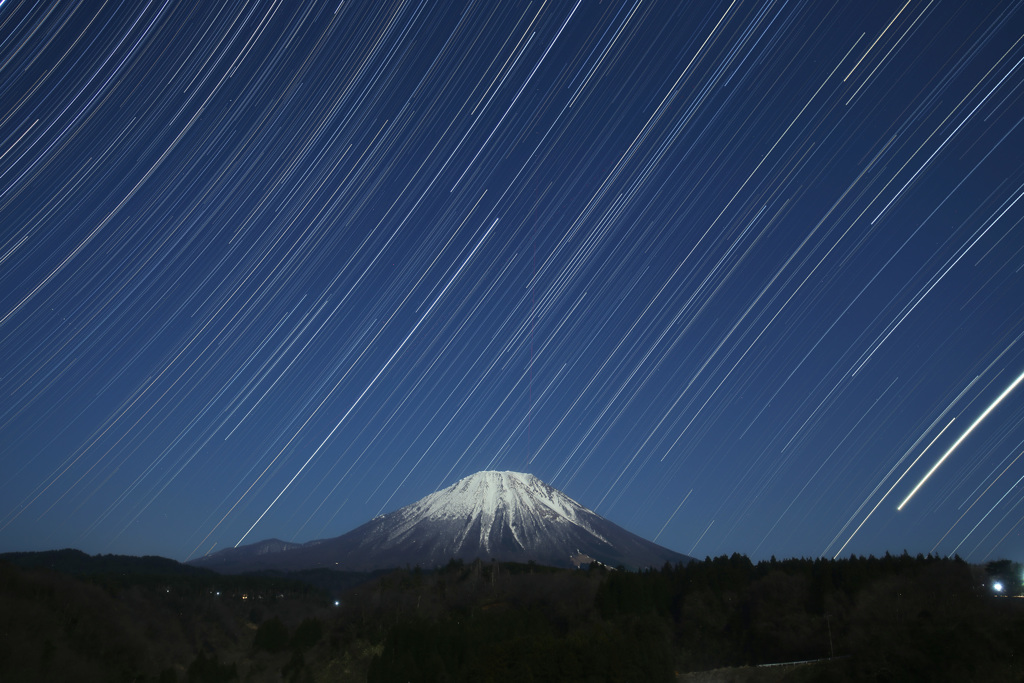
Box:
left=191, top=471, right=692, bottom=573
left=382, top=471, right=608, bottom=554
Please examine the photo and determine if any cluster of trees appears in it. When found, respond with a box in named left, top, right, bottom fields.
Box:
left=364, top=560, right=673, bottom=682
left=595, top=552, right=1023, bottom=679
left=0, top=552, right=340, bottom=682
left=361, top=554, right=1024, bottom=681
left=3, top=550, right=1024, bottom=681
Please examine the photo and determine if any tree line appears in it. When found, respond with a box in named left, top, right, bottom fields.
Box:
left=3, top=550, right=1023, bottom=681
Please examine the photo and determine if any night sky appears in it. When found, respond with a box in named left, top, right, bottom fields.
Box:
left=2, top=1, right=1024, bottom=565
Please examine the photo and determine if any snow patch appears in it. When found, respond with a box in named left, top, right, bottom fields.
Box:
left=384, top=471, right=609, bottom=549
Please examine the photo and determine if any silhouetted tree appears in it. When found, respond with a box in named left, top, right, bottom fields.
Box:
left=290, top=617, right=323, bottom=651
left=253, top=616, right=289, bottom=653
left=187, top=650, right=237, bottom=682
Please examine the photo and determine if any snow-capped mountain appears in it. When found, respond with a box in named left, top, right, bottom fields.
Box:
left=190, top=471, right=691, bottom=573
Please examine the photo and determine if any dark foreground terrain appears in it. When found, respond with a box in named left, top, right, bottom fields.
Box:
left=2, top=550, right=1023, bottom=682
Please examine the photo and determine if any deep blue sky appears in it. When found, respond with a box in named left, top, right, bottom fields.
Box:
left=2, top=0, right=1024, bottom=564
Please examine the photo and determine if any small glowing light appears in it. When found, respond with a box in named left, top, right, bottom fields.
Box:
left=993, top=581, right=1004, bottom=593
left=333, top=600, right=341, bottom=607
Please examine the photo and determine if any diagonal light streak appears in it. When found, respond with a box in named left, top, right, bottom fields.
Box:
left=899, top=368, right=1024, bottom=511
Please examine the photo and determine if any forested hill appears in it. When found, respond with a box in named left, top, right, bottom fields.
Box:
left=1, top=548, right=214, bottom=577
left=2, top=551, right=1023, bottom=681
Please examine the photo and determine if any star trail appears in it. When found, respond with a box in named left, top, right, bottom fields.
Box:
left=2, top=1, right=1023, bottom=564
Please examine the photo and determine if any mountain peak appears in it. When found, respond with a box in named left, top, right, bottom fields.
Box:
left=397, top=470, right=601, bottom=555
left=411, top=470, right=571, bottom=518
left=424, top=470, right=544, bottom=513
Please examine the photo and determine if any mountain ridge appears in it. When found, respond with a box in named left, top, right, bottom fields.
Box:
left=191, top=470, right=692, bottom=573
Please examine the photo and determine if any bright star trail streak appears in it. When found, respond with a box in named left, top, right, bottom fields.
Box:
left=1, top=1, right=1023, bottom=564
left=898, top=368, right=1024, bottom=511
